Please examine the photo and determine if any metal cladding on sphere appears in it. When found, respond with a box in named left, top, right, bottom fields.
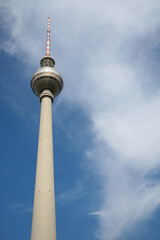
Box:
left=31, top=56, right=63, bottom=98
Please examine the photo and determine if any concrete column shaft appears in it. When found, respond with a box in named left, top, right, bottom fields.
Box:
left=31, top=90, right=56, bottom=240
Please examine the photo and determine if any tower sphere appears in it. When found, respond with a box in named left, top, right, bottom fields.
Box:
left=31, top=56, right=63, bottom=98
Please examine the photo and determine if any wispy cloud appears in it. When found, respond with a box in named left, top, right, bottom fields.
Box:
left=56, top=179, right=86, bottom=204
left=8, top=203, right=33, bottom=214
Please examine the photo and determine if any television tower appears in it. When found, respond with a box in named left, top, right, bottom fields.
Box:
left=30, top=18, right=63, bottom=240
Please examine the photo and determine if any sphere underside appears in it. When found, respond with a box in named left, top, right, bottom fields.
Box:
left=31, top=67, right=63, bottom=97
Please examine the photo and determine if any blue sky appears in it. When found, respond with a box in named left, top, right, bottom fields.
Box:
left=1, top=0, right=160, bottom=240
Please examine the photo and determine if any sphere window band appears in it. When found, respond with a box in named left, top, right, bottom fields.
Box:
left=32, top=72, right=62, bottom=82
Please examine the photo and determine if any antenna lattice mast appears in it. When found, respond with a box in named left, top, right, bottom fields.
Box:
left=46, top=17, right=50, bottom=56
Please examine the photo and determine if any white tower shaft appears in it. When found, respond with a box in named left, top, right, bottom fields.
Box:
left=31, top=90, right=56, bottom=240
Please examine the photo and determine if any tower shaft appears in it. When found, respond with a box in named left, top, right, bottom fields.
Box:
left=31, top=90, right=56, bottom=240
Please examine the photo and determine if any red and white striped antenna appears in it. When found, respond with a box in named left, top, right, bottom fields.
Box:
left=46, top=17, right=50, bottom=56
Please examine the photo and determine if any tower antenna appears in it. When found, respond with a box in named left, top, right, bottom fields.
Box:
left=46, top=17, right=50, bottom=56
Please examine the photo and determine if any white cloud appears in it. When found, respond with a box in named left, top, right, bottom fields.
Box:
left=2, top=0, right=160, bottom=239
left=56, top=178, right=86, bottom=204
